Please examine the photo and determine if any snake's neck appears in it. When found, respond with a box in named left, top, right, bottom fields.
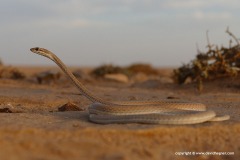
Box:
left=52, top=54, right=115, bottom=105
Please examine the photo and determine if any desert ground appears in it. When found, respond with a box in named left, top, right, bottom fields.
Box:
left=0, top=65, right=239, bottom=160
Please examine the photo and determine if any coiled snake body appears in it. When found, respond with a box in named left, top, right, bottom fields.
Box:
left=30, top=47, right=230, bottom=124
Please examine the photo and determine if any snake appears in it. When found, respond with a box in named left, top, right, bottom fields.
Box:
left=30, top=47, right=230, bottom=124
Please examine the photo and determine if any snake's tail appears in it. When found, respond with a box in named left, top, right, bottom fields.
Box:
left=209, top=115, right=230, bottom=121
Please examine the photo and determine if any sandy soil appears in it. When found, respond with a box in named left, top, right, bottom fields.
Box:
left=0, top=66, right=239, bottom=160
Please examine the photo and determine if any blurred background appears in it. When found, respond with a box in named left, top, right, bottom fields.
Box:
left=1, top=0, right=240, bottom=67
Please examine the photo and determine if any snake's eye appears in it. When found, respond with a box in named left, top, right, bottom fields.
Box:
left=35, top=47, right=39, bottom=51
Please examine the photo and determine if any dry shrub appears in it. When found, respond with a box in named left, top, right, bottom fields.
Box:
left=173, top=28, right=240, bottom=90
left=91, top=63, right=159, bottom=78
left=0, top=66, right=25, bottom=79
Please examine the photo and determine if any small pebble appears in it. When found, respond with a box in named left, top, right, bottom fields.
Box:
left=58, top=102, right=83, bottom=112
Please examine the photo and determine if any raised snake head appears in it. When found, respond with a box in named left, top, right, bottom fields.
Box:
left=30, top=47, right=55, bottom=61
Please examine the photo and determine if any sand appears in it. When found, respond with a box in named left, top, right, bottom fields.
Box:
left=0, top=66, right=239, bottom=160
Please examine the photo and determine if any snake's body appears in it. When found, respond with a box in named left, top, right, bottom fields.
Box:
left=30, top=47, right=230, bottom=124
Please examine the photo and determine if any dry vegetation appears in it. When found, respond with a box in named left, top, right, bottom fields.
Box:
left=91, top=63, right=159, bottom=78
left=0, top=66, right=25, bottom=79
left=173, top=28, right=240, bottom=90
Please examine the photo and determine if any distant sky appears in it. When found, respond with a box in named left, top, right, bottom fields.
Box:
left=1, top=0, right=240, bottom=67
